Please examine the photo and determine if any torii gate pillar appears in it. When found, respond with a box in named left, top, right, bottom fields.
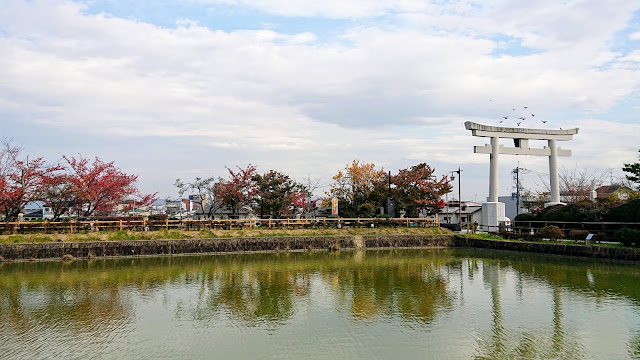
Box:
left=465, top=122, right=579, bottom=231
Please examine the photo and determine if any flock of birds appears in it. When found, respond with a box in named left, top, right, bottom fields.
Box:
left=489, top=100, right=550, bottom=127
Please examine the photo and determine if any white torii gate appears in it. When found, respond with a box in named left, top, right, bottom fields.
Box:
left=464, top=121, right=579, bottom=230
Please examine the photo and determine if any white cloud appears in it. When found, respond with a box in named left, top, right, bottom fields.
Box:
left=1, top=0, right=639, bottom=198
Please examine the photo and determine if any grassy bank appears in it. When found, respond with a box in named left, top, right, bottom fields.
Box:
left=0, top=227, right=451, bottom=244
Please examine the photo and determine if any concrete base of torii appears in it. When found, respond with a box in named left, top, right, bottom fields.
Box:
left=544, top=201, right=566, bottom=208
left=481, top=202, right=505, bottom=232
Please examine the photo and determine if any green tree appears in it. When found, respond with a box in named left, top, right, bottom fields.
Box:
left=253, top=170, right=305, bottom=218
left=623, top=149, right=640, bottom=190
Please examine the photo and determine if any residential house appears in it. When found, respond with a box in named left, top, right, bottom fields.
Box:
left=440, top=201, right=483, bottom=227
left=595, top=184, right=633, bottom=201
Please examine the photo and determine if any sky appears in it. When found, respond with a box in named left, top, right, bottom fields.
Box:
left=1, top=0, right=639, bottom=201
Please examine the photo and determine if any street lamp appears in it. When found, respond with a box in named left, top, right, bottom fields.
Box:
left=450, top=168, right=462, bottom=226
left=445, top=174, right=455, bottom=224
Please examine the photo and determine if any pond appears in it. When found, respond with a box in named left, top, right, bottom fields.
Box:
left=2, top=248, right=640, bottom=359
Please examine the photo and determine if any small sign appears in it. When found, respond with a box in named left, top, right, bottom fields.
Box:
left=586, top=233, right=595, bottom=246
left=331, top=198, right=339, bottom=216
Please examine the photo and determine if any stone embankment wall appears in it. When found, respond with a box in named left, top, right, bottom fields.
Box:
left=0, top=236, right=352, bottom=261
left=0, top=235, right=455, bottom=261
left=2, top=234, right=640, bottom=262
left=453, top=236, right=640, bottom=262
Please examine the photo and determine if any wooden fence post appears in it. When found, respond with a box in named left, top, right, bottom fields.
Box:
left=165, top=218, right=169, bottom=231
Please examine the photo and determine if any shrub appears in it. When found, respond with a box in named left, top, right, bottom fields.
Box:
left=514, top=213, right=536, bottom=222
left=357, top=203, right=376, bottom=218
left=595, top=232, right=608, bottom=243
left=614, top=227, right=640, bottom=247
left=539, top=225, right=563, bottom=241
left=568, top=229, right=590, bottom=241
left=148, top=214, right=168, bottom=221
left=500, top=231, right=541, bottom=241
left=606, top=199, right=640, bottom=222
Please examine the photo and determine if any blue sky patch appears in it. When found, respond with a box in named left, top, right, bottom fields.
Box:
left=80, top=0, right=351, bottom=41
left=489, top=34, right=542, bottom=57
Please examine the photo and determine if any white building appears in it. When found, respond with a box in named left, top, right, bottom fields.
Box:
left=440, top=201, right=483, bottom=227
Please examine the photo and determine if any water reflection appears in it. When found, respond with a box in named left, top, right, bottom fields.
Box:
left=1, top=249, right=640, bottom=359
left=327, top=250, right=453, bottom=323
left=472, top=260, right=584, bottom=360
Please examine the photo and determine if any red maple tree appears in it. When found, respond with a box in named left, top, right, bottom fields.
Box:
left=392, top=163, right=452, bottom=217
left=39, top=171, right=78, bottom=221
left=63, top=155, right=141, bottom=218
left=0, top=139, right=61, bottom=221
left=216, top=164, right=258, bottom=218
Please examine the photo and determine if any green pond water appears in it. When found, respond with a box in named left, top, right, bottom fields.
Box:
left=2, top=248, right=640, bottom=359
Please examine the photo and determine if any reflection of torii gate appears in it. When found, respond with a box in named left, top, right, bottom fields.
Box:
left=465, top=121, right=579, bottom=230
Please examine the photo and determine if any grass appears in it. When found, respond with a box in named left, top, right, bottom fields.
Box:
left=0, top=226, right=451, bottom=244
left=464, top=232, right=504, bottom=240
left=466, top=233, right=638, bottom=249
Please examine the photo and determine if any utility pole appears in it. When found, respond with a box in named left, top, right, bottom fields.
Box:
left=512, top=164, right=530, bottom=216
left=514, top=166, right=520, bottom=216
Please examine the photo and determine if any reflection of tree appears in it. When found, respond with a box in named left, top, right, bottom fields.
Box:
left=629, top=331, right=640, bottom=359
left=0, top=266, right=133, bottom=338
left=328, top=251, right=455, bottom=324
left=207, top=269, right=303, bottom=325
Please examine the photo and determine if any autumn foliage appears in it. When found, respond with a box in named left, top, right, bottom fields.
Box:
left=326, top=160, right=451, bottom=218
left=0, top=139, right=155, bottom=221
left=0, top=139, right=62, bottom=221
left=216, top=165, right=259, bottom=218
left=391, top=163, right=452, bottom=217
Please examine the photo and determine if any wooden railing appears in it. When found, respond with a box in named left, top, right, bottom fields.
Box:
left=0, top=217, right=440, bottom=234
